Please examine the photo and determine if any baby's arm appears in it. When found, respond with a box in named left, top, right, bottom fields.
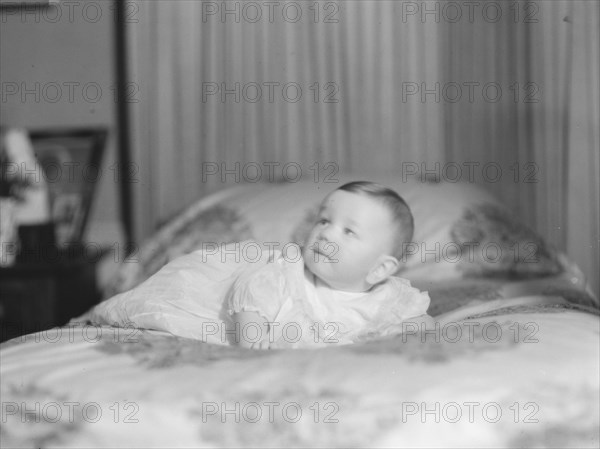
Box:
left=231, top=311, right=271, bottom=349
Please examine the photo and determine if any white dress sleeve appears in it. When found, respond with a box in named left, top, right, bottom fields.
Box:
left=226, top=254, right=290, bottom=323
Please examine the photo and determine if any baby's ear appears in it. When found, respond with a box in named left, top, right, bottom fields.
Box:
left=366, top=256, right=399, bottom=285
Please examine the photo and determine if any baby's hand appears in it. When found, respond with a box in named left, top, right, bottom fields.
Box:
left=231, top=311, right=271, bottom=349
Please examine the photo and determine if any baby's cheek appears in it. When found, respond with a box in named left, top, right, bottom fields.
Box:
left=303, top=238, right=317, bottom=255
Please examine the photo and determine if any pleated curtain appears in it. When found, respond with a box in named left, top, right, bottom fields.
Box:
left=127, top=0, right=445, bottom=236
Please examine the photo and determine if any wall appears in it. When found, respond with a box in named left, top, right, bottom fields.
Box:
left=0, top=1, right=123, bottom=250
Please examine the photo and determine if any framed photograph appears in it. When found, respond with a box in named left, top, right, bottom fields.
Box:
left=29, top=128, right=108, bottom=247
left=0, top=0, right=53, bottom=6
left=0, top=0, right=56, bottom=6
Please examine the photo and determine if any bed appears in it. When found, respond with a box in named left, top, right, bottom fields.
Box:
left=1, top=174, right=598, bottom=448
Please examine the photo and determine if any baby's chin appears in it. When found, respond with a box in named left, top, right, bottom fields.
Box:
left=303, top=262, right=371, bottom=293
left=302, top=245, right=373, bottom=292
left=303, top=257, right=333, bottom=286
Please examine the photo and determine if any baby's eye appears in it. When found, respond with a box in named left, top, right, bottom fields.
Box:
left=344, top=228, right=355, bottom=236
left=317, top=218, right=329, bottom=225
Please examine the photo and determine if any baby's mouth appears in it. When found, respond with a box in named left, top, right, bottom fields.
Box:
left=311, top=246, right=332, bottom=260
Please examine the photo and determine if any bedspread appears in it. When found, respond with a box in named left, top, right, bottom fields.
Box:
left=1, top=289, right=598, bottom=448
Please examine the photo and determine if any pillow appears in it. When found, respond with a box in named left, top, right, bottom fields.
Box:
left=104, top=174, right=564, bottom=298
left=233, top=174, right=563, bottom=282
left=103, top=203, right=253, bottom=298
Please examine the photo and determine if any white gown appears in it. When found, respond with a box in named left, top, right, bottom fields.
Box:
left=87, top=241, right=431, bottom=347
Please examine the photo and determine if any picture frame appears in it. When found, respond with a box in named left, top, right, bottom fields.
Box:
left=0, top=0, right=53, bottom=7
left=29, top=128, right=108, bottom=247
left=0, top=0, right=54, bottom=6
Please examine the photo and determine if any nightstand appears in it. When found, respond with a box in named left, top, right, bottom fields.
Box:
left=0, top=248, right=102, bottom=342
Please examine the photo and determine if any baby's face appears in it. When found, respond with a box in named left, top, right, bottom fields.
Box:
left=302, top=190, right=397, bottom=292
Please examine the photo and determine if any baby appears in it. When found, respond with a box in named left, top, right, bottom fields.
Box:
left=228, top=181, right=432, bottom=349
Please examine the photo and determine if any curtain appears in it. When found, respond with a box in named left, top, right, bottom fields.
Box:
left=444, top=0, right=599, bottom=295
left=563, top=1, right=599, bottom=297
left=127, top=0, right=445, bottom=238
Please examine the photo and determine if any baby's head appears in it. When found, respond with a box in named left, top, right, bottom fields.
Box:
left=302, top=181, right=414, bottom=292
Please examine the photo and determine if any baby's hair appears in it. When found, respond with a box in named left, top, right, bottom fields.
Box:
left=336, top=181, right=414, bottom=260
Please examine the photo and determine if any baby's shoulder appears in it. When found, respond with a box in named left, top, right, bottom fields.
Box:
left=386, top=276, right=413, bottom=288
left=377, top=276, right=430, bottom=312
left=379, top=276, right=430, bottom=305
left=380, top=276, right=419, bottom=296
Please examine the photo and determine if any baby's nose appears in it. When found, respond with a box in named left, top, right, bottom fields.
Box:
left=318, top=225, right=335, bottom=241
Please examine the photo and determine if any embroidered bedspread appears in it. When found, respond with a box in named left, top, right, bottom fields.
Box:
left=2, top=280, right=598, bottom=448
